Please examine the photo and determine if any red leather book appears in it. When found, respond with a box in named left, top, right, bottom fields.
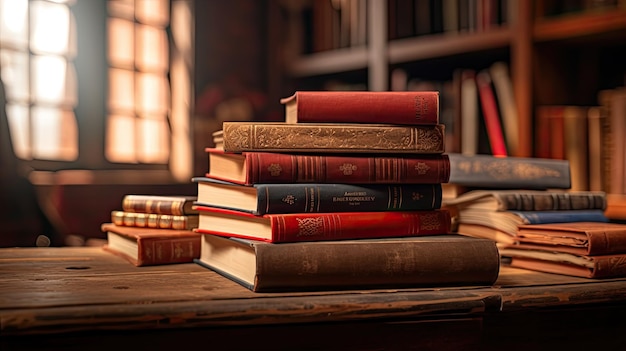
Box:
left=475, top=71, right=507, bottom=157
left=205, top=148, right=450, bottom=185
left=193, top=205, right=452, bottom=243
left=280, top=91, right=440, bottom=125
left=101, top=223, right=201, bottom=266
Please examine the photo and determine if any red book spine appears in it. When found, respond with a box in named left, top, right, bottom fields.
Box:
left=245, top=152, right=450, bottom=184
left=281, top=91, right=440, bottom=125
left=476, top=71, right=507, bottom=157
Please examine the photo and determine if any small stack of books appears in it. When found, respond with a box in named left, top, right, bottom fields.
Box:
left=101, top=195, right=201, bottom=266
left=192, top=91, right=501, bottom=292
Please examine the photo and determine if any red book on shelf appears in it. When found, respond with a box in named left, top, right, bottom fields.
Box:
left=204, top=148, right=450, bottom=185
left=280, top=91, right=440, bottom=125
left=193, top=205, right=452, bottom=243
left=475, top=71, right=507, bottom=157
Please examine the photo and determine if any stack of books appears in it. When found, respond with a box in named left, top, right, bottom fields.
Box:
left=191, top=91, right=501, bottom=292
left=101, top=194, right=201, bottom=266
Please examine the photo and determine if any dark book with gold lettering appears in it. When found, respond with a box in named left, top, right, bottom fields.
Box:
left=447, top=153, right=571, bottom=189
left=215, top=122, right=445, bottom=154
left=195, top=234, right=500, bottom=292
left=193, top=205, right=451, bottom=243
left=204, top=147, right=451, bottom=185
left=192, top=176, right=443, bottom=215
left=101, top=223, right=201, bottom=266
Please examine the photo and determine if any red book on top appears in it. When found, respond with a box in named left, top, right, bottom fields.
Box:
left=280, top=91, right=440, bottom=125
left=193, top=205, right=452, bottom=243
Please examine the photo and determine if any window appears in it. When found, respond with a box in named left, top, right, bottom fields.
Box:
left=0, top=0, right=193, bottom=182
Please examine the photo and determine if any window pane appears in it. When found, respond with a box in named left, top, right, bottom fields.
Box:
left=5, top=103, right=30, bottom=160
left=136, top=24, right=168, bottom=72
left=0, top=0, right=28, bottom=48
left=0, top=50, right=29, bottom=102
left=108, top=68, right=135, bottom=112
left=106, top=114, right=136, bottom=163
left=108, top=17, right=134, bottom=68
left=137, top=72, right=168, bottom=115
left=136, top=0, right=169, bottom=26
left=31, top=0, right=71, bottom=55
left=32, top=55, right=72, bottom=105
left=32, top=106, right=77, bottom=161
left=138, top=117, right=168, bottom=163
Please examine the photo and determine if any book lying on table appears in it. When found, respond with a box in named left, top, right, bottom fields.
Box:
left=122, top=194, right=198, bottom=215
left=101, top=223, right=201, bottom=266
left=204, top=148, right=451, bottom=185
left=192, top=176, right=443, bottom=215
left=217, top=122, right=446, bottom=154
left=499, top=247, right=626, bottom=279
left=443, top=189, right=607, bottom=211
left=111, top=210, right=199, bottom=230
left=447, top=153, right=571, bottom=189
left=280, top=90, right=440, bottom=125
left=196, top=234, right=500, bottom=292
left=193, top=205, right=451, bottom=243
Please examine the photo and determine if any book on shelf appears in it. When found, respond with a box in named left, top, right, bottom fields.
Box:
left=217, top=122, right=446, bottom=154
left=447, top=153, right=572, bottom=189
left=280, top=90, right=440, bottom=125
left=111, top=211, right=199, bottom=230
left=204, top=147, right=451, bottom=185
left=498, top=247, right=626, bottom=279
left=460, top=69, right=479, bottom=155
left=443, top=189, right=607, bottom=212
left=193, top=205, right=451, bottom=243
left=196, top=234, right=500, bottom=292
left=513, top=221, right=626, bottom=256
left=489, top=61, right=518, bottom=156
left=475, top=69, right=507, bottom=157
left=453, top=209, right=609, bottom=245
left=122, top=195, right=198, bottom=215
left=101, top=223, right=201, bottom=267
left=192, top=176, right=443, bottom=215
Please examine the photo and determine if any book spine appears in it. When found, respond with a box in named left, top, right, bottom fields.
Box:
left=497, top=193, right=607, bottom=211
left=285, top=91, right=440, bottom=125
left=447, top=153, right=571, bottom=189
left=476, top=70, right=507, bottom=157
left=253, top=236, right=499, bottom=291
left=254, top=183, right=442, bottom=215
left=510, top=256, right=626, bottom=279
left=245, top=152, right=450, bottom=184
left=122, top=197, right=193, bottom=215
left=269, top=210, right=451, bottom=242
left=513, top=210, right=608, bottom=225
left=222, top=122, right=446, bottom=154
left=137, top=237, right=201, bottom=266
left=111, top=211, right=198, bottom=230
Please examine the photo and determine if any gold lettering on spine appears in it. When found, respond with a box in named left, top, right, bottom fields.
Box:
left=296, top=217, right=324, bottom=237
left=415, top=162, right=430, bottom=175
left=340, top=163, right=357, bottom=175
left=267, top=163, right=282, bottom=176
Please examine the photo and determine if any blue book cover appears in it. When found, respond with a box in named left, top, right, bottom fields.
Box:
left=511, top=209, right=609, bottom=224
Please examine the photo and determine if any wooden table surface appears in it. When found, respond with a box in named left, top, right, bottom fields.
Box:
left=2, top=247, right=626, bottom=350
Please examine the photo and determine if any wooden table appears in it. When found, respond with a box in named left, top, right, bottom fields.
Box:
left=2, top=247, right=626, bottom=350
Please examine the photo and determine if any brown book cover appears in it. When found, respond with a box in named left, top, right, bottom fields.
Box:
left=500, top=247, right=626, bottom=279
left=444, top=189, right=606, bottom=211
left=101, top=223, right=201, bottom=266
left=193, top=205, right=451, bottom=243
left=514, top=221, right=626, bottom=256
left=280, top=91, right=440, bottom=125
left=122, top=195, right=198, bottom=215
left=220, top=122, right=445, bottom=154
left=204, top=147, right=450, bottom=185
left=196, top=234, right=500, bottom=292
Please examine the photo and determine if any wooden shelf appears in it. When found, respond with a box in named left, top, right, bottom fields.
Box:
left=534, top=10, right=626, bottom=42
left=286, top=46, right=369, bottom=78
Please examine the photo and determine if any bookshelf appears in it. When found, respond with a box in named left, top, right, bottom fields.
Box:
left=271, top=0, right=626, bottom=160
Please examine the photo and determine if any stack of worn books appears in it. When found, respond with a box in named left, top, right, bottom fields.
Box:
left=190, top=91, right=501, bottom=292
left=100, top=194, right=201, bottom=266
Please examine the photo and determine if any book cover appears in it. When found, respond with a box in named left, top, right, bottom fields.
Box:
left=196, top=234, right=500, bottom=292
left=205, top=148, right=451, bottom=185
left=489, top=61, right=518, bottom=155
left=192, top=176, right=443, bottom=215
left=193, top=205, right=452, bottom=243
left=111, top=210, right=199, bottom=230
left=447, top=153, right=572, bottom=189
left=475, top=70, right=507, bottom=157
left=101, top=223, right=201, bottom=266
left=122, top=195, right=198, bottom=215
left=220, top=122, right=446, bottom=154
left=443, top=189, right=607, bottom=211
left=499, top=247, right=626, bottom=279
left=514, top=221, right=626, bottom=256
left=280, top=91, right=440, bottom=125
